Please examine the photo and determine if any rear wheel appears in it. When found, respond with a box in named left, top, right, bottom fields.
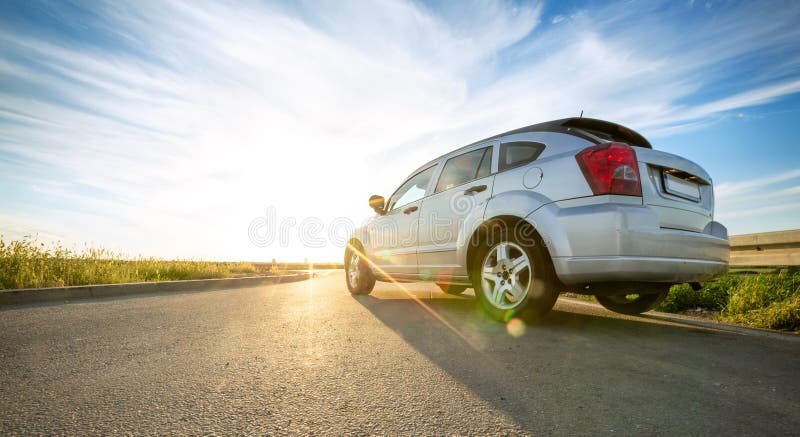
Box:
left=595, top=288, right=669, bottom=315
left=472, top=230, right=558, bottom=322
left=437, top=283, right=468, bottom=295
left=345, top=247, right=375, bottom=295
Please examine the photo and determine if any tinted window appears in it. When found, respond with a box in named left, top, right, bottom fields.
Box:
left=435, top=147, right=492, bottom=193
left=387, top=166, right=436, bottom=211
left=499, top=142, right=545, bottom=171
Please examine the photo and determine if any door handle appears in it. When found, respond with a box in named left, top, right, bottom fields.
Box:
left=464, top=184, right=487, bottom=195
left=403, top=206, right=418, bottom=214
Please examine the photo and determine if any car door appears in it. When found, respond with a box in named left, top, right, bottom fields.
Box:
left=368, top=165, right=437, bottom=278
left=418, top=142, right=497, bottom=280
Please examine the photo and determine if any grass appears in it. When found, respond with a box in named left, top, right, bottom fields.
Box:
left=657, top=276, right=736, bottom=313
left=657, top=270, right=800, bottom=331
left=0, top=237, right=273, bottom=290
left=569, top=270, right=799, bottom=332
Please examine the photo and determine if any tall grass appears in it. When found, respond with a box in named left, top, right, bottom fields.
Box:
left=0, top=237, right=266, bottom=290
left=719, top=272, right=800, bottom=331
left=657, top=270, right=800, bottom=331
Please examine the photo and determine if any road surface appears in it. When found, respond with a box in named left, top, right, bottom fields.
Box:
left=1, top=272, right=798, bottom=435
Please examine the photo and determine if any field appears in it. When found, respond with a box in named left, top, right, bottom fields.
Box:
left=0, top=237, right=308, bottom=290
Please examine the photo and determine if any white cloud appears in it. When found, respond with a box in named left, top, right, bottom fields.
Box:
left=715, top=168, right=800, bottom=233
left=715, top=168, right=800, bottom=199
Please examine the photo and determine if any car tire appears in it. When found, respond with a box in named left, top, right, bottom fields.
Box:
left=345, top=246, right=375, bottom=295
left=471, top=226, right=558, bottom=322
left=437, top=283, right=468, bottom=295
left=595, top=289, right=669, bottom=315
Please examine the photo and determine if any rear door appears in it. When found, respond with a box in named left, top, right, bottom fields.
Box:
left=418, top=142, right=497, bottom=279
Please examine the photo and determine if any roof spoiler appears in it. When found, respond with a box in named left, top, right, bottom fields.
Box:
left=561, top=118, right=652, bottom=149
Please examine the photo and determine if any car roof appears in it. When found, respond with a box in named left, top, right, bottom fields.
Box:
left=411, top=117, right=652, bottom=174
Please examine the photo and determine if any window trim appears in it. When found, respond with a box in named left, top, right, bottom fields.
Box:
left=434, top=146, right=493, bottom=194
left=385, top=164, right=438, bottom=213
left=498, top=141, right=546, bottom=172
left=475, top=147, right=492, bottom=179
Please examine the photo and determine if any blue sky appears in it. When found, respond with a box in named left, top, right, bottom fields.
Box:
left=1, top=0, right=799, bottom=261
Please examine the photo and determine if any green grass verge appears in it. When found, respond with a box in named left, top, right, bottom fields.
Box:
left=657, top=270, right=800, bottom=331
left=0, top=237, right=272, bottom=290
left=568, top=270, right=799, bottom=331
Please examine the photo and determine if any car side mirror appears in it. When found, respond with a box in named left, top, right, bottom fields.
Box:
left=368, top=195, right=385, bottom=215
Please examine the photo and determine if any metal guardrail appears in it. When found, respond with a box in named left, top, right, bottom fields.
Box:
left=729, top=229, right=800, bottom=266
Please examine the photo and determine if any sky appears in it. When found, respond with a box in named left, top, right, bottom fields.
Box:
left=0, top=0, right=799, bottom=262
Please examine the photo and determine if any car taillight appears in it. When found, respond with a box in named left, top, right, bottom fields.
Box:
left=575, top=142, right=642, bottom=196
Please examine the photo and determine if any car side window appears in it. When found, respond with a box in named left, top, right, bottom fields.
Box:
left=499, top=141, right=545, bottom=171
left=387, top=166, right=436, bottom=211
left=435, top=147, right=492, bottom=193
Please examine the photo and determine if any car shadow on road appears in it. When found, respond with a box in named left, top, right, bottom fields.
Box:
left=352, top=291, right=799, bottom=434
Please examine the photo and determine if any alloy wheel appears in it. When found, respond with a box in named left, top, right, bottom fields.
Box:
left=347, top=252, right=360, bottom=289
left=480, top=242, right=532, bottom=310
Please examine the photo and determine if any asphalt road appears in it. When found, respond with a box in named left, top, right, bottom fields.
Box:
left=1, top=272, right=798, bottom=435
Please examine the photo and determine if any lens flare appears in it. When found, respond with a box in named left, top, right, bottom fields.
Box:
left=346, top=242, right=482, bottom=351
left=506, top=317, right=526, bottom=337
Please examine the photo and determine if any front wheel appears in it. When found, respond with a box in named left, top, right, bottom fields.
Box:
left=345, top=247, right=375, bottom=295
left=472, top=232, right=558, bottom=322
left=595, top=289, right=669, bottom=315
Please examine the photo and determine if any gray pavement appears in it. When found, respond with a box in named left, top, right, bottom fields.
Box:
left=1, top=271, right=798, bottom=435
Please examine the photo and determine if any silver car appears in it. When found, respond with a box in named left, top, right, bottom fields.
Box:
left=345, top=118, right=729, bottom=321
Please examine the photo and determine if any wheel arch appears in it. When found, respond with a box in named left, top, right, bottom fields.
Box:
left=456, top=189, right=550, bottom=268
left=463, top=215, right=560, bottom=289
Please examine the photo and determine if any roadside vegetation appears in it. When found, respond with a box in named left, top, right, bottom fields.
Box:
left=657, top=270, right=800, bottom=331
left=0, top=237, right=271, bottom=290
left=566, top=269, right=799, bottom=332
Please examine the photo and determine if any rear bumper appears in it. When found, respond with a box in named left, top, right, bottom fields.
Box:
left=526, top=199, right=729, bottom=285
left=551, top=256, right=727, bottom=284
